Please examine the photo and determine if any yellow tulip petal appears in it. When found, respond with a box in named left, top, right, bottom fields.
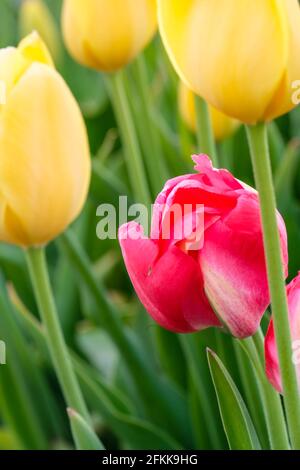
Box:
left=0, top=32, right=54, bottom=106
left=62, top=0, right=157, bottom=72
left=0, top=198, right=31, bottom=246
left=0, top=48, right=28, bottom=96
left=19, top=0, right=61, bottom=63
left=158, top=0, right=289, bottom=123
left=18, top=30, right=54, bottom=67
left=264, top=0, right=300, bottom=121
left=0, top=63, right=90, bottom=247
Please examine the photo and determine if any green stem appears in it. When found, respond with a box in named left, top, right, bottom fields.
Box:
left=105, top=71, right=151, bottom=207
left=25, top=247, right=89, bottom=422
left=132, top=55, right=169, bottom=195
left=194, top=95, right=219, bottom=167
left=246, top=123, right=300, bottom=449
left=240, top=333, right=290, bottom=450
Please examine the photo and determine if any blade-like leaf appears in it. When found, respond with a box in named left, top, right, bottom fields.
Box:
left=207, top=348, right=261, bottom=450
left=68, top=409, right=105, bottom=451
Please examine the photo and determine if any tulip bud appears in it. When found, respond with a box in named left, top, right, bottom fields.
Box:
left=179, top=82, right=240, bottom=141
left=19, top=0, right=61, bottom=64
left=0, top=32, right=90, bottom=247
left=265, top=273, right=300, bottom=393
left=61, top=0, right=157, bottom=72
left=158, top=0, right=300, bottom=124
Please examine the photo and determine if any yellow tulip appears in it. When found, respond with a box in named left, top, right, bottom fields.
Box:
left=19, top=0, right=61, bottom=63
left=179, top=82, right=240, bottom=141
left=61, top=0, right=157, bottom=72
left=158, top=0, right=300, bottom=124
left=0, top=32, right=90, bottom=247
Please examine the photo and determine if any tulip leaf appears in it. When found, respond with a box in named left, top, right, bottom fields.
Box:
left=68, top=409, right=105, bottom=451
left=207, top=348, right=261, bottom=450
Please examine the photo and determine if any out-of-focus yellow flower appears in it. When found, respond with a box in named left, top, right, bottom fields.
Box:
left=0, top=32, right=90, bottom=247
left=61, top=0, right=157, bottom=72
left=179, top=82, right=240, bottom=141
left=19, top=0, right=61, bottom=64
left=158, top=0, right=300, bottom=124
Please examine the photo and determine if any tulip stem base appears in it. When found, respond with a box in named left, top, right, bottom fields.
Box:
left=194, top=95, right=219, bottom=167
left=25, top=246, right=89, bottom=422
left=105, top=71, right=151, bottom=207
left=246, top=123, right=300, bottom=449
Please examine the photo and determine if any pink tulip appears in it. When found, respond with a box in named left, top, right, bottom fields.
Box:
left=119, top=155, right=288, bottom=338
left=265, top=273, right=300, bottom=393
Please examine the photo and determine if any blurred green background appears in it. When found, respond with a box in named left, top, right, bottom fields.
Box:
left=0, top=0, right=300, bottom=450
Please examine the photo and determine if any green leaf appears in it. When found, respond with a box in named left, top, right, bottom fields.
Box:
left=13, top=299, right=181, bottom=450
left=207, top=349, right=261, bottom=450
left=74, top=358, right=183, bottom=450
left=68, top=409, right=105, bottom=451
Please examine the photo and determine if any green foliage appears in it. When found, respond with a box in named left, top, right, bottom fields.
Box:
left=0, top=0, right=299, bottom=451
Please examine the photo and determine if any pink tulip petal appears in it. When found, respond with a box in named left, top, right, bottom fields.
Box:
left=265, top=273, right=300, bottom=393
left=119, top=222, right=220, bottom=333
left=200, top=193, right=288, bottom=337
left=152, top=154, right=242, bottom=241
left=192, top=154, right=243, bottom=191
left=265, top=320, right=282, bottom=392
left=151, top=179, right=237, bottom=251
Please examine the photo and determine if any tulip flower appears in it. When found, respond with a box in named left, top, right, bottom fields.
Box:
left=158, top=0, right=300, bottom=123
left=179, top=82, right=240, bottom=141
left=62, top=0, right=157, bottom=72
left=119, top=155, right=288, bottom=338
left=0, top=32, right=90, bottom=247
left=265, top=273, right=300, bottom=393
left=19, top=0, right=61, bottom=63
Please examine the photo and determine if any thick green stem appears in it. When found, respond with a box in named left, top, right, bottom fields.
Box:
left=246, top=123, right=300, bottom=449
left=105, top=71, right=151, bottom=207
left=25, top=247, right=89, bottom=422
left=194, top=95, right=219, bottom=167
